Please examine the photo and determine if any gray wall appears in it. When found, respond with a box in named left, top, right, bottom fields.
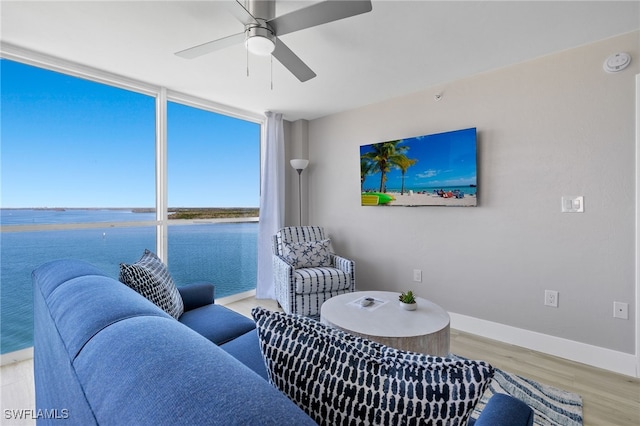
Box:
left=296, top=31, right=638, bottom=354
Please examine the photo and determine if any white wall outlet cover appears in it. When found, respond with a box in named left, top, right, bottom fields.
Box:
left=544, top=290, right=559, bottom=308
left=603, top=52, right=631, bottom=73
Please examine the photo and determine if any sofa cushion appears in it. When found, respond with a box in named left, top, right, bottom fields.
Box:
left=32, top=259, right=108, bottom=300
left=38, top=273, right=170, bottom=361
left=179, top=303, right=256, bottom=346
left=73, top=315, right=316, bottom=425
left=119, top=249, right=184, bottom=319
left=252, top=307, right=493, bottom=426
left=220, top=329, right=268, bottom=380
left=281, top=239, right=331, bottom=268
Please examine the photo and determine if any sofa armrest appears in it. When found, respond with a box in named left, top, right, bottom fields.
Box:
left=178, top=282, right=215, bottom=312
left=472, top=394, right=534, bottom=426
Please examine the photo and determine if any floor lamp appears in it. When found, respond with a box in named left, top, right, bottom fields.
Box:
left=290, top=159, right=309, bottom=225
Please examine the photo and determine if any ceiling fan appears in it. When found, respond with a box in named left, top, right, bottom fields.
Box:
left=175, top=0, right=373, bottom=82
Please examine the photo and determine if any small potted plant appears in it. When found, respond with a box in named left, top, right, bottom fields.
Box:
left=398, top=290, right=417, bottom=311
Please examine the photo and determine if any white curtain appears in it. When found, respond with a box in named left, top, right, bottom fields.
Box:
left=256, top=111, right=284, bottom=299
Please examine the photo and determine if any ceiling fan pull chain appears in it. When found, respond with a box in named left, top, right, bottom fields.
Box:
left=246, top=47, right=250, bottom=77
left=270, top=54, right=274, bottom=90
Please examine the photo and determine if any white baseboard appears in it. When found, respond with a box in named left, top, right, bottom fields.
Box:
left=217, top=289, right=256, bottom=305
left=449, top=312, right=639, bottom=378
left=0, top=347, right=33, bottom=366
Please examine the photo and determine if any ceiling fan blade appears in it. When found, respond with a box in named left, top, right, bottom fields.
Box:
left=272, top=38, right=316, bottom=82
left=226, top=0, right=258, bottom=26
left=268, top=0, right=372, bottom=37
left=175, top=32, right=245, bottom=59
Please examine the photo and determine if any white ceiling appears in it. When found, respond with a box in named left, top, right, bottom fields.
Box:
left=1, top=1, right=639, bottom=121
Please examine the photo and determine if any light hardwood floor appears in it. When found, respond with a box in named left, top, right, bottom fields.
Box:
left=2, top=296, right=639, bottom=425
left=449, top=330, right=640, bottom=425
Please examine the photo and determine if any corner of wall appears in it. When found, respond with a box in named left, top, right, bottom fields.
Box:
left=635, top=72, right=640, bottom=377
left=285, top=119, right=310, bottom=226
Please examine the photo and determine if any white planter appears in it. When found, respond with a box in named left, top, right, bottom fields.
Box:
left=399, top=301, right=417, bottom=311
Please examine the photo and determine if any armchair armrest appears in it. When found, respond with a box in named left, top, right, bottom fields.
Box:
left=272, top=254, right=295, bottom=311
left=273, top=255, right=295, bottom=287
left=331, top=254, right=355, bottom=274
left=178, top=282, right=215, bottom=312
left=471, top=394, right=534, bottom=426
left=273, top=254, right=295, bottom=270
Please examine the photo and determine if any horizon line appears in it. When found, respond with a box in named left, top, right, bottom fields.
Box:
left=0, top=207, right=260, bottom=210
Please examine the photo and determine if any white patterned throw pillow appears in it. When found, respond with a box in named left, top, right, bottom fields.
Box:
left=281, top=239, right=331, bottom=269
left=252, top=307, right=493, bottom=426
left=119, top=249, right=184, bottom=319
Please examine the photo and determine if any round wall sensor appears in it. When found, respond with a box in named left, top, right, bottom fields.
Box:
left=603, top=52, right=631, bottom=73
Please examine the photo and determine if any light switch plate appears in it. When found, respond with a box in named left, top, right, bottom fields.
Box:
left=562, top=196, right=584, bottom=213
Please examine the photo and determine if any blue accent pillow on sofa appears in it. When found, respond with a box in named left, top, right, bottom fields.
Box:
left=252, top=307, right=493, bottom=426
left=119, top=249, right=184, bottom=319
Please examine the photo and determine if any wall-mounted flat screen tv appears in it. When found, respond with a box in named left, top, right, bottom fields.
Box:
left=360, top=127, right=477, bottom=207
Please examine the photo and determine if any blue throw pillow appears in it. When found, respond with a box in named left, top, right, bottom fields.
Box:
left=119, top=249, right=184, bottom=319
left=252, top=307, right=493, bottom=426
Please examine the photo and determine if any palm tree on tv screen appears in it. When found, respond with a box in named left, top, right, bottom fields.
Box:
left=361, top=140, right=409, bottom=192
left=395, top=156, right=417, bottom=195
left=360, top=158, right=376, bottom=191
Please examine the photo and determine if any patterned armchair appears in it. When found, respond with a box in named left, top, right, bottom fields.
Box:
left=272, top=226, right=355, bottom=317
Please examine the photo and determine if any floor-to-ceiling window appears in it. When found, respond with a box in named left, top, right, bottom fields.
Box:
left=0, top=58, right=262, bottom=355
left=165, top=101, right=260, bottom=297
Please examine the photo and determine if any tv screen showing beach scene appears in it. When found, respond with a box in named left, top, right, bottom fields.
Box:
left=360, top=127, right=477, bottom=207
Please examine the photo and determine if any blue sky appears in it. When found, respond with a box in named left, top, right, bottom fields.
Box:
left=1, top=59, right=260, bottom=208
left=360, top=128, right=477, bottom=192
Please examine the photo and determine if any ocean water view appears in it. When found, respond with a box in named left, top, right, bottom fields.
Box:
left=0, top=209, right=258, bottom=354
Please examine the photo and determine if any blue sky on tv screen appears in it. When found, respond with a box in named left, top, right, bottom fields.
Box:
left=360, top=128, right=477, bottom=192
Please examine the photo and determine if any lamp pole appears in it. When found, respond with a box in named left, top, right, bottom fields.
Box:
left=295, top=168, right=303, bottom=225
left=290, top=159, right=309, bottom=225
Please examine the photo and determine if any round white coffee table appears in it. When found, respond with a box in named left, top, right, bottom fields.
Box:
left=320, top=291, right=450, bottom=356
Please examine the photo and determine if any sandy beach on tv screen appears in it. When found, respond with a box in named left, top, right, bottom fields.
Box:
left=386, top=192, right=477, bottom=207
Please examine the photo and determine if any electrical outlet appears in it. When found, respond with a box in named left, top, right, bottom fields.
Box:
left=613, top=301, right=629, bottom=320
left=413, top=269, right=422, bottom=282
left=544, top=290, right=559, bottom=307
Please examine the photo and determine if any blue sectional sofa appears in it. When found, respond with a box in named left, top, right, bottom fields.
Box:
left=32, top=259, right=533, bottom=425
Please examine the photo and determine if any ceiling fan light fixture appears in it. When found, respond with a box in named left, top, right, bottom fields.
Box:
left=176, top=0, right=373, bottom=82
left=245, top=25, right=276, bottom=56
